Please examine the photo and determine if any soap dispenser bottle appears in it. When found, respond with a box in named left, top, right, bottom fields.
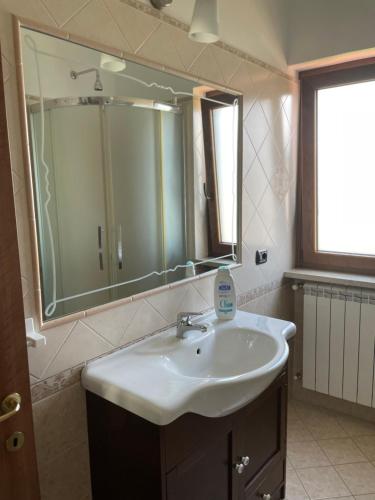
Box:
left=214, top=266, right=237, bottom=320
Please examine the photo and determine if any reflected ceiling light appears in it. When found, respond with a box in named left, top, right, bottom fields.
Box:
left=189, top=0, right=219, bottom=44
left=100, top=54, right=126, bottom=72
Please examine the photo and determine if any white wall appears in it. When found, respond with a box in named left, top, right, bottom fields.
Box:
left=138, top=0, right=289, bottom=72
left=287, top=0, right=375, bottom=65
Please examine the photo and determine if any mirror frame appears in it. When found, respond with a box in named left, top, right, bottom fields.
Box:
left=13, top=15, right=243, bottom=330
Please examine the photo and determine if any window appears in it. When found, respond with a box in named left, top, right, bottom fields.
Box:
left=299, top=59, right=375, bottom=274
left=201, top=91, right=239, bottom=257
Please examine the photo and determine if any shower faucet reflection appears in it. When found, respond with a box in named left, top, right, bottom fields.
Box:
left=70, top=68, right=103, bottom=91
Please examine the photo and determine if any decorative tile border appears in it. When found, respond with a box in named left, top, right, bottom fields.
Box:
left=31, top=278, right=292, bottom=403
left=120, top=0, right=295, bottom=82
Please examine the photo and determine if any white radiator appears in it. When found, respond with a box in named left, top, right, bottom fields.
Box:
left=303, top=283, right=375, bottom=407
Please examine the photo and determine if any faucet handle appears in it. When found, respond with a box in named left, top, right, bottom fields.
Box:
left=177, top=312, right=203, bottom=324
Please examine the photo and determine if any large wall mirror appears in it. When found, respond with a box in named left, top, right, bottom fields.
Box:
left=18, top=25, right=242, bottom=323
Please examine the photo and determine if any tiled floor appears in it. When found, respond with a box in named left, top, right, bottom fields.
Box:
left=286, top=400, right=375, bottom=500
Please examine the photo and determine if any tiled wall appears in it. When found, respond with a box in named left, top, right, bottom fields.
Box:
left=0, top=1, right=298, bottom=498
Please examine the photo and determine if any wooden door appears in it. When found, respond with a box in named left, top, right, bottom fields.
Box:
left=166, top=431, right=233, bottom=500
left=0, top=50, right=40, bottom=499
left=234, top=372, right=287, bottom=500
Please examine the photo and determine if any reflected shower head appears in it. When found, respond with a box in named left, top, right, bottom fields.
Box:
left=70, top=68, right=103, bottom=92
left=94, top=73, right=103, bottom=91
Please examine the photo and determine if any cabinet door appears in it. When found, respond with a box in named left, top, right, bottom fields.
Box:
left=167, top=431, right=233, bottom=500
left=234, top=373, right=287, bottom=500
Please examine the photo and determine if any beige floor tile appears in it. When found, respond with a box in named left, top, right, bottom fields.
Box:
left=336, top=416, right=375, bottom=437
left=297, top=466, right=351, bottom=499
left=354, top=436, right=375, bottom=461
left=288, top=402, right=302, bottom=423
left=307, top=417, right=348, bottom=440
left=286, top=469, right=309, bottom=500
left=288, top=421, right=315, bottom=443
left=294, top=401, right=336, bottom=420
left=286, top=457, right=294, bottom=471
left=317, top=438, right=367, bottom=465
left=335, top=463, right=375, bottom=495
left=354, top=495, right=375, bottom=500
left=288, top=441, right=330, bottom=469
left=320, top=498, right=354, bottom=500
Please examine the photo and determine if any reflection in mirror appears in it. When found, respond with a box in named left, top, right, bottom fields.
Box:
left=20, top=26, right=242, bottom=322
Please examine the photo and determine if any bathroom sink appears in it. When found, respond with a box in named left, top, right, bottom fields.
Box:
left=82, top=310, right=295, bottom=425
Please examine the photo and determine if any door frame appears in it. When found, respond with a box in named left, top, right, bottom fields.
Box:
left=0, top=44, right=40, bottom=499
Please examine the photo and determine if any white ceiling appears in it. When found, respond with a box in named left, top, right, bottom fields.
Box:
left=138, top=0, right=289, bottom=72
left=138, top=0, right=375, bottom=72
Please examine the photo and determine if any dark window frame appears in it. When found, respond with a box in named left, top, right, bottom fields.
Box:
left=298, top=57, right=375, bottom=275
left=201, top=90, right=240, bottom=257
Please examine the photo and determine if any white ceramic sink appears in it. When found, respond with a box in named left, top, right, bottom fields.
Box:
left=82, top=310, right=295, bottom=425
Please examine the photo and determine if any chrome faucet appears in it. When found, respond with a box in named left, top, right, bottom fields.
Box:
left=176, top=312, right=208, bottom=339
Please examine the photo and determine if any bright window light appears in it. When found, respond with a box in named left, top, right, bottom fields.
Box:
left=317, top=81, right=375, bottom=256
left=212, top=105, right=238, bottom=244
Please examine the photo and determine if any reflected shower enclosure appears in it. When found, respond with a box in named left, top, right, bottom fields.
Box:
left=29, top=97, right=186, bottom=317
left=21, top=27, right=242, bottom=321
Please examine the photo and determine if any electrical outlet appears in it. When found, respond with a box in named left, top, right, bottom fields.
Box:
left=255, top=249, right=268, bottom=265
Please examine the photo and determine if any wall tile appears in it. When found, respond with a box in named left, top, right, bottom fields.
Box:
left=242, top=129, right=257, bottom=178
left=33, top=384, right=91, bottom=500
left=41, top=0, right=91, bottom=27
left=0, top=0, right=56, bottom=26
left=192, top=276, right=215, bottom=308
left=229, top=60, right=269, bottom=118
left=63, top=0, right=132, bottom=53
left=43, top=321, right=113, bottom=378
left=244, top=101, right=269, bottom=152
left=38, top=441, right=91, bottom=500
left=82, top=300, right=141, bottom=346
left=146, top=284, right=188, bottom=323
left=189, top=45, right=226, bottom=85
left=244, top=156, right=267, bottom=208
left=137, top=22, right=185, bottom=71
left=122, top=300, right=167, bottom=344
left=33, top=383, right=88, bottom=468
left=104, top=0, right=160, bottom=53
left=28, top=321, right=76, bottom=378
left=210, top=44, right=242, bottom=85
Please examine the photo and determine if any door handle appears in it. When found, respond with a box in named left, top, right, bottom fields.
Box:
left=0, top=393, right=21, bottom=423
left=117, top=225, right=123, bottom=270
left=98, top=225, right=104, bottom=271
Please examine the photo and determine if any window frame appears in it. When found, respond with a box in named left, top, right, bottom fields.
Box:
left=201, top=90, right=240, bottom=257
left=299, top=58, right=375, bottom=275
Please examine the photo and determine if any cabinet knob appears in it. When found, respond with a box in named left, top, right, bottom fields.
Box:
left=234, top=456, right=251, bottom=474
left=235, top=463, right=245, bottom=474
left=261, top=494, right=272, bottom=500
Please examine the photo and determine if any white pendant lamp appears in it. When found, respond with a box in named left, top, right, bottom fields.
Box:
left=189, top=0, right=219, bottom=44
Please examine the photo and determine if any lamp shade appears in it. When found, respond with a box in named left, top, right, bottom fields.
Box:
left=100, top=53, right=126, bottom=72
left=189, top=0, right=219, bottom=44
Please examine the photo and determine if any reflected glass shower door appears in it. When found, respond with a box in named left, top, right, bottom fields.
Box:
left=30, top=105, right=111, bottom=315
left=105, top=106, right=165, bottom=296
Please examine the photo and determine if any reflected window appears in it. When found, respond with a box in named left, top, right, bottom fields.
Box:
left=201, top=91, right=238, bottom=257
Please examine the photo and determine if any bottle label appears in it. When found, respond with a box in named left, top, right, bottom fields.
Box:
left=219, top=283, right=231, bottom=291
left=218, top=298, right=234, bottom=314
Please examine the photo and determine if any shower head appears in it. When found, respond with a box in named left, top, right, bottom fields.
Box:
left=94, top=73, right=103, bottom=91
left=70, top=68, right=103, bottom=92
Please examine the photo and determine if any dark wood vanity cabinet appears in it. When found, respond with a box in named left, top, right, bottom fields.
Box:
left=86, top=369, right=287, bottom=500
